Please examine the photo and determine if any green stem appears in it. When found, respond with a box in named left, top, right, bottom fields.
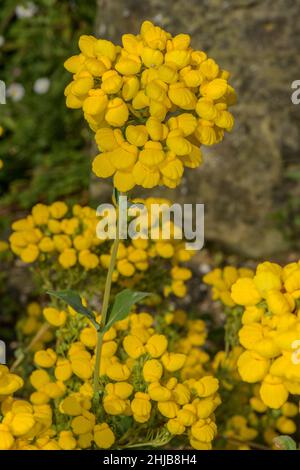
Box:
left=93, top=204, right=120, bottom=394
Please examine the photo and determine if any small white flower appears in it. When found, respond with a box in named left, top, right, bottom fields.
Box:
left=15, top=2, right=38, bottom=19
left=7, top=83, right=25, bottom=102
left=152, top=13, right=164, bottom=25
left=0, top=36, right=5, bottom=48
left=33, top=77, right=50, bottom=94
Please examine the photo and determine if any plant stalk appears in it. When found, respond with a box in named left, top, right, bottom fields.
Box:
left=93, top=203, right=120, bottom=393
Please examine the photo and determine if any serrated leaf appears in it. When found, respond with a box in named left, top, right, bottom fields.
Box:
left=47, top=290, right=100, bottom=331
left=102, top=289, right=150, bottom=333
left=273, top=435, right=297, bottom=450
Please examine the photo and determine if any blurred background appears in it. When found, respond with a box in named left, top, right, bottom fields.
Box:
left=0, top=0, right=299, bottom=340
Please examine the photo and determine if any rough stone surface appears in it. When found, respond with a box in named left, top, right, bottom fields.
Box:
left=92, top=0, right=300, bottom=258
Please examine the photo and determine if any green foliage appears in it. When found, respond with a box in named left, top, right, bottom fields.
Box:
left=103, top=289, right=150, bottom=333
left=47, top=288, right=150, bottom=334
left=47, top=289, right=100, bottom=331
left=0, top=0, right=97, bottom=208
left=273, top=435, right=297, bottom=450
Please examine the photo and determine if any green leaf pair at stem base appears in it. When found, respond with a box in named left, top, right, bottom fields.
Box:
left=47, top=288, right=150, bottom=332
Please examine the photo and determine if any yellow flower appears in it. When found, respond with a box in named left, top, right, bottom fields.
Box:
left=20, top=244, right=39, bottom=263
left=71, top=415, right=94, bottom=435
left=64, top=21, right=236, bottom=191
left=54, top=359, right=72, bottom=382
left=105, top=98, right=129, bottom=127
left=43, top=307, right=66, bottom=327
left=83, top=90, right=108, bottom=115
left=101, top=70, right=123, bottom=94
left=30, top=370, right=51, bottom=390
left=161, top=352, right=186, bottom=371
left=34, top=349, right=57, bottom=368
left=259, top=375, right=289, bottom=409
left=131, top=392, right=151, bottom=423
left=195, top=396, right=220, bottom=419
left=0, top=425, right=14, bottom=450
left=9, top=413, right=35, bottom=437
left=146, top=334, right=168, bottom=357
left=143, top=359, right=163, bottom=382
left=94, top=423, right=115, bottom=449
left=125, top=125, right=148, bottom=147
left=58, top=248, right=77, bottom=268
left=123, top=335, right=145, bottom=358
left=71, top=355, right=93, bottom=380
left=60, top=396, right=82, bottom=416
left=172, top=383, right=190, bottom=405
left=103, top=395, right=126, bottom=415
left=80, top=328, right=97, bottom=349
left=254, top=271, right=282, bottom=297
left=106, top=363, right=131, bottom=381
left=105, top=382, right=133, bottom=399
left=79, top=250, right=99, bottom=270
left=122, top=76, right=139, bottom=101
left=49, top=201, right=68, bottom=219
left=157, top=401, right=179, bottom=418
left=193, top=376, right=219, bottom=397
left=177, top=406, right=197, bottom=426
left=32, top=204, right=49, bottom=225
left=231, top=278, right=262, bottom=306
left=276, top=416, right=296, bottom=435
left=191, top=419, right=217, bottom=442
left=58, top=431, right=77, bottom=450
left=266, top=290, right=294, bottom=315
left=0, top=366, right=24, bottom=395
left=148, top=382, right=172, bottom=402
left=167, top=418, right=185, bottom=435
left=281, top=402, right=298, bottom=417
left=237, top=351, right=270, bottom=383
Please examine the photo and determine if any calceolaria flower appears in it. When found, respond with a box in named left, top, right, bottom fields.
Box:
left=64, top=21, right=236, bottom=191
left=9, top=199, right=194, bottom=299
left=205, top=260, right=300, bottom=410
left=2, top=308, right=220, bottom=450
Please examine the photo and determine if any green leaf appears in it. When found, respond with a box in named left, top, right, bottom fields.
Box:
left=103, top=289, right=150, bottom=333
left=47, top=290, right=100, bottom=331
left=273, top=435, right=297, bottom=450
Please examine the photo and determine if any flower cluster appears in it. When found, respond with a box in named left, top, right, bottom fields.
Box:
left=9, top=199, right=194, bottom=298
left=203, top=266, right=254, bottom=308
left=64, top=21, right=236, bottom=191
left=205, top=261, right=300, bottom=409
left=212, top=346, right=298, bottom=450
left=2, top=308, right=220, bottom=450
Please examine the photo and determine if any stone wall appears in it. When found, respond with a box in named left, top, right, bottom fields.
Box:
left=92, top=0, right=300, bottom=258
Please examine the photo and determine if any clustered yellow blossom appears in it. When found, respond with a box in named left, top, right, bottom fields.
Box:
left=64, top=21, right=236, bottom=191
left=2, top=309, right=220, bottom=450
left=203, top=266, right=254, bottom=307
left=212, top=346, right=299, bottom=449
left=9, top=199, right=194, bottom=298
left=224, top=391, right=299, bottom=450
left=18, top=302, right=54, bottom=350
left=205, top=261, right=300, bottom=410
